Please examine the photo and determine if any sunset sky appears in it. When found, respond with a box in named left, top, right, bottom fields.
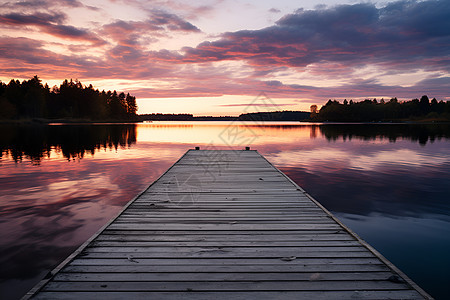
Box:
left=1, top=0, right=449, bottom=115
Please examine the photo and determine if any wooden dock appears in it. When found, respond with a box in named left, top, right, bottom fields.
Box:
left=25, top=149, right=431, bottom=299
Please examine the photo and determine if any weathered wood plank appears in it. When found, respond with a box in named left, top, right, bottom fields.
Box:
left=69, top=257, right=384, bottom=266
left=62, top=264, right=393, bottom=273
left=94, top=235, right=354, bottom=242
left=91, top=241, right=361, bottom=247
left=100, top=230, right=349, bottom=236
left=114, top=218, right=335, bottom=224
left=122, top=212, right=328, bottom=216
left=84, top=245, right=368, bottom=252
left=107, top=224, right=341, bottom=230
left=52, top=271, right=396, bottom=282
left=78, top=250, right=374, bottom=259
left=117, top=215, right=331, bottom=220
left=32, top=290, right=424, bottom=300
left=42, top=280, right=411, bottom=292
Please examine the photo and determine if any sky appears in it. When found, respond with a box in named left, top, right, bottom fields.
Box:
left=0, top=0, right=449, bottom=116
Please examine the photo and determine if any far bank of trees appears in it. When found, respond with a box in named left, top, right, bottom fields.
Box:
left=238, top=111, right=310, bottom=121
left=0, top=76, right=138, bottom=120
left=314, top=96, right=450, bottom=122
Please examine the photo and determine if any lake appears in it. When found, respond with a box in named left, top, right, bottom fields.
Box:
left=1, top=122, right=449, bottom=299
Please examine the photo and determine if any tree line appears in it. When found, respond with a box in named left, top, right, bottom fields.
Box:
left=0, top=76, right=138, bottom=120
left=238, top=111, right=310, bottom=121
left=139, top=111, right=311, bottom=121
left=313, top=96, right=450, bottom=122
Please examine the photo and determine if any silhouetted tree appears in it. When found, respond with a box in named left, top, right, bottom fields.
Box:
left=126, top=93, right=138, bottom=116
left=0, top=76, right=138, bottom=120
left=316, top=95, right=449, bottom=122
left=419, top=95, right=430, bottom=114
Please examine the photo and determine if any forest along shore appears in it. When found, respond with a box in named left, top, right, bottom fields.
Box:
left=0, top=76, right=138, bottom=121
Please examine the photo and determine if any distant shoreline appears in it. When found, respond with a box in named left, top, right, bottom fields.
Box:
left=1, top=118, right=449, bottom=125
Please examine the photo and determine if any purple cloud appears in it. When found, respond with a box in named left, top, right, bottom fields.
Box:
left=0, top=12, right=105, bottom=45
left=102, top=9, right=200, bottom=43
left=179, top=0, right=450, bottom=73
left=0, top=12, right=66, bottom=25
left=0, top=0, right=91, bottom=10
left=100, top=10, right=201, bottom=60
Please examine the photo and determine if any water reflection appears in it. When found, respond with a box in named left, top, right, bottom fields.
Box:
left=0, top=124, right=137, bottom=163
left=319, top=123, right=450, bottom=145
left=0, top=122, right=449, bottom=299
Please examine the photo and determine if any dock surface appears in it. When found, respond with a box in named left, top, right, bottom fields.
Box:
left=27, top=149, right=430, bottom=299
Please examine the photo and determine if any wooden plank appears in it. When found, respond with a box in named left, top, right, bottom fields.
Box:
left=100, top=230, right=349, bottom=236
left=91, top=241, right=361, bottom=247
left=69, top=257, right=384, bottom=266
left=85, top=245, right=368, bottom=252
left=94, top=234, right=355, bottom=242
left=52, top=271, right=396, bottom=282
left=93, top=240, right=357, bottom=246
left=123, top=208, right=326, bottom=212
left=117, top=215, right=331, bottom=220
left=41, top=280, right=412, bottom=291
left=26, top=149, right=430, bottom=300
left=107, top=224, right=342, bottom=230
left=114, top=219, right=335, bottom=224
left=130, top=202, right=319, bottom=206
left=78, top=251, right=374, bottom=259
left=62, top=264, right=393, bottom=273
left=32, top=290, right=424, bottom=300
left=122, top=211, right=328, bottom=216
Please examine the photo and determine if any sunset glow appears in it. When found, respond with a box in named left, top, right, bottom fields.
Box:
left=1, top=0, right=449, bottom=115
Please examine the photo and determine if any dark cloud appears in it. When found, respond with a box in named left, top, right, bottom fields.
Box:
left=0, top=12, right=66, bottom=25
left=265, top=80, right=283, bottom=87
left=98, top=10, right=201, bottom=65
left=412, top=76, right=450, bottom=98
left=0, top=0, right=91, bottom=10
left=102, top=10, right=200, bottom=44
left=46, top=24, right=105, bottom=45
left=101, top=10, right=201, bottom=59
left=0, top=12, right=105, bottom=45
left=179, top=0, right=450, bottom=73
left=133, top=0, right=219, bottom=21
left=148, top=9, right=201, bottom=32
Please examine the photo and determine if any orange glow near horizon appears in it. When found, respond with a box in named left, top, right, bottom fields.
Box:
left=136, top=121, right=314, bottom=146
left=136, top=96, right=315, bottom=116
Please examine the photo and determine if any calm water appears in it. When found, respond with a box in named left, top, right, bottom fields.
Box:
left=1, top=122, right=449, bottom=299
